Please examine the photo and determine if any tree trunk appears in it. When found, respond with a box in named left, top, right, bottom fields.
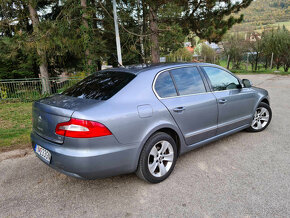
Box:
left=81, top=0, right=92, bottom=66
left=226, top=55, right=230, bottom=69
left=28, top=2, right=51, bottom=94
left=255, top=54, right=259, bottom=71
left=284, top=64, right=289, bottom=72
left=149, top=6, right=159, bottom=63
left=137, top=0, right=145, bottom=63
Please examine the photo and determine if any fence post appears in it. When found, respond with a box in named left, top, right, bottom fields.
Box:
left=246, top=53, right=249, bottom=71
left=270, top=52, right=274, bottom=69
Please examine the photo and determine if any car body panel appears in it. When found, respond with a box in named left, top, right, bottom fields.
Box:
left=160, top=93, right=218, bottom=145
left=212, top=89, right=256, bottom=134
left=31, top=63, right=270, bottom=179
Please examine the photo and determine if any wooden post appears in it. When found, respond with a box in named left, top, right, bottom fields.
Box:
left=226, top=55, right=230, bottom=69
left=270, top=52, right=274, bottom=69
left=246, top=53, right=249, bottom=71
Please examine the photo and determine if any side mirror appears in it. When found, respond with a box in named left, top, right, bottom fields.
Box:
left=242, top=79, right=252, bottom=88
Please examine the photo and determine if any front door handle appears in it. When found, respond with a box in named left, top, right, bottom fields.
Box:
left=173, top=107, right=185, bottom=113
left=218, top=99, right=228, bottom=104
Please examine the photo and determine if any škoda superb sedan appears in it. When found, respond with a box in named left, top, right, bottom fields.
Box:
left=32, top=63, right=272, bottom=183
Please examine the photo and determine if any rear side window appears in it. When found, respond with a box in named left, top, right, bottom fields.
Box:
left=62, top=71, right=135, bottom=100
left=170, top=67, right=206, bottom=95
left=154, top=71, right=177, bottom=98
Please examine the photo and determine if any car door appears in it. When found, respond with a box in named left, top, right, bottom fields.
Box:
left=154, top=66, right=218, bottom=145
left=201, top=66, right=256, bottom=135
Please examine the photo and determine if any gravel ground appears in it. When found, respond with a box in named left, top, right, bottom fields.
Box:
left=0, top=74, right=289, bottom=218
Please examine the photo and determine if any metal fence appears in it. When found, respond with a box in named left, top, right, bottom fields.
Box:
left=0, top=76, right=83, bottom=101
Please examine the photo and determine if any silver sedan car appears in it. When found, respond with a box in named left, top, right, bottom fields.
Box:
left=31, top=63, right=272, bottom=183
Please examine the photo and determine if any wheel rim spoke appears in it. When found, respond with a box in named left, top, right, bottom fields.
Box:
left=159, top=162, right=167, bottom=176
left=257, top=120, right=263, bottom=129
left=160, top=141, right=169, bottom=154
left=260, top=108, right=267, bottom=116
left=252, top=120, right=257, bottom=126
left=149, top=146, right=158, bottom=158
left=260, top=116, right=269, bottom=121
left=149, top=161, right=158, bottom=174
left=163, top=153, right=173, bottom=162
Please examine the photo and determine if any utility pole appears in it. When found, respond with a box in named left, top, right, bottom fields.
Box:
left=112, top=0, right=122, bottom=66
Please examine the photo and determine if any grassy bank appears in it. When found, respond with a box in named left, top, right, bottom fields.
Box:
left=0, top=102, right=32, bottom=152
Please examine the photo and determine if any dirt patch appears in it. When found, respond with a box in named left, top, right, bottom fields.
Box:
left=0, top=117, right=14, bottom=129
left=0, top=148, right=33, bottom=162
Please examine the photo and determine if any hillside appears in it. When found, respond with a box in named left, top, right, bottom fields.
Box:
left=230, top=0, right=290, bottom=32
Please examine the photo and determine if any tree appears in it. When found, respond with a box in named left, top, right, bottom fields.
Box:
left=141, top=0, right=253, bottom=63
left=223, top=33, right=247, bottom=69
left=246, top=36, right=263, bottom=71
left=200, top=43, right=216, bottom=63
left=262, top=26, right=290, bottom=72
left=28, top=0, right=51, bottom=94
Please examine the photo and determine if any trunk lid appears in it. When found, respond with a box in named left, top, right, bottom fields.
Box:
left=32, top=94, right=99, bottom=143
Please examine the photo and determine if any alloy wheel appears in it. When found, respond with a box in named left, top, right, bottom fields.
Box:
left=251, top=107, right=270, bottom=130
left=147, top=140, right=174, bottom=177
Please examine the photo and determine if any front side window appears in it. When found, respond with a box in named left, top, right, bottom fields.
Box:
left=170, top=67, right=206, bottom=95
left=202, top=67, right=240, bottom=91
left=154, top=71, right=177, bottom=98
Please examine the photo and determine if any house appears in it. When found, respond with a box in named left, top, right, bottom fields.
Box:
left=245, top=32, right=261, bottom=42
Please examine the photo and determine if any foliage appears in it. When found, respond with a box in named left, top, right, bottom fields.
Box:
left=221, top=25, right=290, bottom=72
left=230, top=0, right=290, bottom=33
left=200, top=44, right=216, bottom=63
left=223, top=33, right=247, bottom=69
left=166, top=48, right=193, bottom=62
left=0, top=0, right=255, bottom=79
left=261, top=26, right=290, bottom=72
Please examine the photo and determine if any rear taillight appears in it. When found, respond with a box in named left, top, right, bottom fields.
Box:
left=55, top=118, right=112, bottom=138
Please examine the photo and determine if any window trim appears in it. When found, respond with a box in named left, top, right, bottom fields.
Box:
left=152, top=66, right=209, bottom=99
left=200, top=66, right=243, bottom=92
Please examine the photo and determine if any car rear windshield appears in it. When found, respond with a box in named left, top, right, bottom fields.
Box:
left=62, top=71, right=135, bottom=100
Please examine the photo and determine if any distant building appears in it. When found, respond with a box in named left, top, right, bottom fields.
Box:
left=184, top=41, right=195, bottom=54
left=245, top=32, right=261, bottom=42
left=204, top=41, right=223, bottom=53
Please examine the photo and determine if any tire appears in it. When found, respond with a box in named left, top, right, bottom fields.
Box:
left=136, top=132, right=178, bottom=183
left=246, top=102, right=272, bottom=132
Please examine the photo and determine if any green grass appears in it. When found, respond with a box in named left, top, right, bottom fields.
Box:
left=218, top=60, right=290, bottom=75
left=0, top=102, right=32, bottom=151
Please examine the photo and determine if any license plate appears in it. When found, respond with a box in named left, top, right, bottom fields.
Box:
left=35, top=144, right=51, bottom=163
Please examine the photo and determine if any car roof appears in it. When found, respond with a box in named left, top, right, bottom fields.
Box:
left=101, top=62, right=220, bottom=75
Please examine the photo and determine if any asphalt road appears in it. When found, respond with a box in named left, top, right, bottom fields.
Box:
left=1, top=74, right=290, bottom=217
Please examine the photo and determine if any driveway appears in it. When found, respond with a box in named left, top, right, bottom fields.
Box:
left=1, top=74, right=290, bottom=217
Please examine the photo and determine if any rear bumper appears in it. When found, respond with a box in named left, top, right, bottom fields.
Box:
left=31, top=132, right=140, bottom=179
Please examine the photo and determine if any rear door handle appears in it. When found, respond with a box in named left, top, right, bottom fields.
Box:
left=218, top=99, right=227, bottom=104
left=173, top=107, right=185, bottom=113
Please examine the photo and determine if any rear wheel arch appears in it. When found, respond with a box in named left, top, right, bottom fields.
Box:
left=261, top=98, right=269, bottom=106
left=136, top=126, right=182, bottom=169
left=154, top=128, right=181, bottom=156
